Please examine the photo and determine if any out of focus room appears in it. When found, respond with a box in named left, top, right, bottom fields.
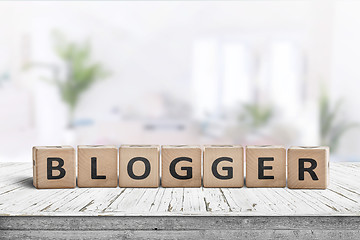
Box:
left=0, top=0, right=359, bottom=162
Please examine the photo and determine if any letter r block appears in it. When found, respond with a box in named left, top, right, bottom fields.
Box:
left=78, top=145, right=118, bottom=188
left=203, top=145, right=244, bottom=188
left=161, top=145, right=201, bottom=187
left=288, top=146, right=329, bottom=189
left=119, top=145, right=160, bottom=188
left=246, top=146, right=286, bottom=188
left=32, top=146, right=76, bottom=189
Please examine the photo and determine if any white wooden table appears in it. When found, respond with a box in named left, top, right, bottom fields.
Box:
left=0, top=162, right=359, bottom=239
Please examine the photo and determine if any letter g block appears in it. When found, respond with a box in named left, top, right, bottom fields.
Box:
left=32, top=146, right=76, bottom=189
left=203, top=145, right=244, bottom=188
left=161, top=145, right=201, bottom=187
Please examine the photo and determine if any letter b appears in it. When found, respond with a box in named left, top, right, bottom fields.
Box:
left=47, top=157, right=66, bottom=180
left=33, top=146, right=76, bottom=189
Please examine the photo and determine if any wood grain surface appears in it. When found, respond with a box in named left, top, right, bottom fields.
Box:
left=0, top=162, right=359, bottom=216
left=161, top=145, right=201, bottom=188
left=288, top=146, right=329, bottom=189
left=246, top=145, right=286, bottom=188
left=1, top=216, right=360, bottom=239
left=1, top=162, right=359, bottom=239
left=32, top=146, right=76, bottom=189
left=119, top=145, right=160, bottom=188
left=203, top=145, right=244, bottom=188
left=77, top=145, right=118, bottom=188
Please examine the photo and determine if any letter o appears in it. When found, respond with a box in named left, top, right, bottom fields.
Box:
left=127, top=157, right=151, bottom=180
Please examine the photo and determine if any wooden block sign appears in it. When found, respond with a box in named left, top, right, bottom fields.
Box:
left=32, top=145, right=330, bottom=189
left=287, top=146, right=329, bottom=189
left=77, top=145, right=118, bottom=188
left=203, top=145, right=244, bottom=188
left=32, top=146, right=76, bottom=189
left=246, top=145, right=286, bottom=188
left=119, top=145, right=160, bottom=188
left=161, top=145, right=201, bottom=187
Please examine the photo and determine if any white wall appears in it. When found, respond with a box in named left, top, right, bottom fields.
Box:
left=1, top=1, right=360, bottom=161
left=331, top=1, right=360, bottom=158
left=1, top=1, right=314, bottom=120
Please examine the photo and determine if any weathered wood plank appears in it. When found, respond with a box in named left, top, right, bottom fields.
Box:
left=0, top=163, right=359, bottom=216
left=1, top=229, right=360, bottom=240
left=1, top=216, right=360, bottom=230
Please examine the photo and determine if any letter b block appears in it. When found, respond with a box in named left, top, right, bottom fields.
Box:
left=246, top=146, right=286, bottom=187
left=78, top=145, right=118, bottom=188
left=203, top=145, right=244, bottom=188
left=161, top=145, right=201, bottom=187
left=32, top=146, right=76, bottom=189
left=288, top=146, right=329, bottom=189
left=119, top=145, right=160, bottom=187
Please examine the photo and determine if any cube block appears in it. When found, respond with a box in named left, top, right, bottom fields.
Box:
left=32, top=146, right=76, bottom=189
left=161, top=145, right=201, bottom=187
left=119, top=145, right=160, bottom=188
left=246, top=145, right=286, bottom=188
left=32, top=145, right=330, bottom=189
left=203, top=145, right=244, bottom=188
left=287, top=146, right=329, bottom=189
left=77, top=145, right=118, bottom=188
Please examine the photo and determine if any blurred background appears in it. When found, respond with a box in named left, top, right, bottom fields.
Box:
left=0, top=0, right=359, bottom=162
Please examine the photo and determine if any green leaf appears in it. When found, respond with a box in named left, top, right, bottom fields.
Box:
left=46, top=30, right=111, bottom=126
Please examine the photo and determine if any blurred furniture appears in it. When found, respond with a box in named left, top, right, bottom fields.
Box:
left=75, top=120, right=199, bottom=145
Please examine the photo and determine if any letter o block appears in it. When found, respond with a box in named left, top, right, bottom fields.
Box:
left=161, top=145, right=201, bottom=188
left=32, top=146, right=76, bottom=189
left=78, top=145, right=118, bottom=188
left=119, top=145, right=160, bottom=188
left=203, top=145, right=244, bottom=188
left=246, top=145, right=286, bottom=188
left=288, top=146, right=329, bottom=189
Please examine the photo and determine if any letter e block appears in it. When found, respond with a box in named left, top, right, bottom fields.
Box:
left=203, top=145, right=244, bottom=188
left=119, top=145, right=160, bottom=188
left=246, top=145, right=286, bottom=188
left=161, top=145, right=201, bottom=188
left=78, top=145, right=118, bottom=188
left=32, top=146, right=76, bottom=189
left=288, top=146, right=329, bottom=189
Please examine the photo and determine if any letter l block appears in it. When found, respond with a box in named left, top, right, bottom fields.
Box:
left=32, top=146, right=76, bottom=189
left=78, top=145, right=118, bottom=188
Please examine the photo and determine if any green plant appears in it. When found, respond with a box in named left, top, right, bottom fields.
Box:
left=238, top=102, right=274, bottom=128
left=319, top=89, right=358, bottom=152
left=47, top=31, right=109, bottom=127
